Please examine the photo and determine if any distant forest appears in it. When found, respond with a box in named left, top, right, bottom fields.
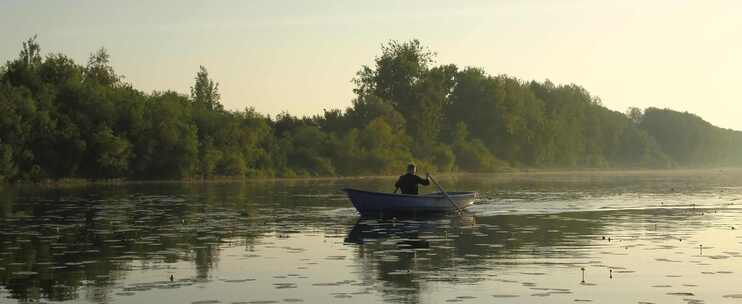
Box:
left=1, top=37, right=741, bottom=182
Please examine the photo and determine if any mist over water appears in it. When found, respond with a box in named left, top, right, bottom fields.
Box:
left=1, top=170, right=742, bottom=303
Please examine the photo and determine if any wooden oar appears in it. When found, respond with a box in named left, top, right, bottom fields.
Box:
left=427, top=173, right=462, bottom=214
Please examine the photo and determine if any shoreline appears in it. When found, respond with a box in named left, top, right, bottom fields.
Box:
left=4, top=167, right=742, bottom=188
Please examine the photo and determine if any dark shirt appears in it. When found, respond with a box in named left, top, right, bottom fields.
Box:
left=394, top=173, right=430, bottom=195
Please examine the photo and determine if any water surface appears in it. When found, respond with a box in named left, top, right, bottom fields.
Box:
left=2, top=170, right=742, bottom=303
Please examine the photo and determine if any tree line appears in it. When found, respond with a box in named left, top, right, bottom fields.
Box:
left=1, top=37, right=741, bottom=182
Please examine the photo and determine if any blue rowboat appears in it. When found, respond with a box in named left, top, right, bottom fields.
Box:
left=342, top=188, right=478, bottom=216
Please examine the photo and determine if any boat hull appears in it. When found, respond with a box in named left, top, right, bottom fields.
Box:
left=342, top=188, right=477, bottom=216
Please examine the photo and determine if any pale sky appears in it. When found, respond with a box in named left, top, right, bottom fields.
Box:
left=1, top=0, right=741, bottom=130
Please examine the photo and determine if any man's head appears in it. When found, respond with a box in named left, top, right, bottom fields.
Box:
left=406, top=163, right=416, bottom=174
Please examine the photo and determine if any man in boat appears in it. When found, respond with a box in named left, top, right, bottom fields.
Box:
left=394, top=163, right=430, bottom=195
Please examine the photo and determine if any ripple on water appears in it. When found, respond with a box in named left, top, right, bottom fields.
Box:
left=667, top=292, right=694, bottom=296
left=115, top=292, right=136, bottom=296
left=273, top=283, right=297, bottom=289
left=333, top=294, right=352, bottom=299
left=222, top=279, right=256, bottom=283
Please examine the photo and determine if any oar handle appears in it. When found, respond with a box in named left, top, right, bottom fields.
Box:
left=427, top=173, right=462, bottom=214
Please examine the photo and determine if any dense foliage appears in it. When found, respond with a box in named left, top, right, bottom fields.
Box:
left=1, top=37, right=740, bottom=182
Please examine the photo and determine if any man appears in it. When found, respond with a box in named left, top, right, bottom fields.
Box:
left=394, top=163, right=430, bottom=195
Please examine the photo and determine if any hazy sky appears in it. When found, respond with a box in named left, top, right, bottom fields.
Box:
left=2, top=0, right=740, bottom=130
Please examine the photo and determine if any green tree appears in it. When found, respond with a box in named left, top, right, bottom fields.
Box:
left=87, top=125, right=132, bottom=178
left=0, top=144, right=17, bottom=182
left=191, top=66, right=222, bottom=111
left=358, top=117, right=413, bottom=174
left=626, top=107, right=643, bottom=124
left=19, top=35, right=42, bottom=67
left=132, top=91, right=198, bottom=179
left=85, top=48, right=119, bottom=86
left=353, top=40, right=446, bottom=152
left=2, top=37, right=741, bottom=182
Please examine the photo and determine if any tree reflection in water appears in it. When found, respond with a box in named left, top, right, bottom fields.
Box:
left=0, top=183, right=269, bottom=302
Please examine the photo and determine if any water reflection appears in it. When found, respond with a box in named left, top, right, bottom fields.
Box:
left=0, top=170, right=741, bottom=303
left=0, top=197, right=237, bottom=301
left=342, top=211, right=613, bottom=303
left=344, top=215, right=477, bottom=303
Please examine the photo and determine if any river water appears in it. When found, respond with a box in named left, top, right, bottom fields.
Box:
left=1, top=170, right=742, bottom=304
